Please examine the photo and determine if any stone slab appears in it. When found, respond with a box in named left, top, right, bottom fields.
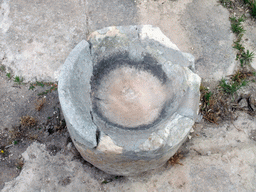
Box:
left=0, top=0, right=87, bottom=82
left=1, top=0, right=237, bottom=82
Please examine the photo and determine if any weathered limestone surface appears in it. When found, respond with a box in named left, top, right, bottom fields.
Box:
left=0, top=0, right=87, bottom=82
left=182, top=0, right=236, bottom=80
left=58, top=25, right=201, bottom=175
left=1, top=0, right=236, bottom=82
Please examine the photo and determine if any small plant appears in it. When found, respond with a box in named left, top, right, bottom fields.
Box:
left=101, top=176, right=121, bottom=184
left=205, top=91, right=213, bottom=105
left=231, top=23, right=245, bottom=35
left=243, top=0, right=256, bottom=18
left=16, top=159, right=24, bottom=170
left=6, top=73, right=11, bottom=79
left=233, top=41, right=245, bottom=52
left=29, top=82, right=58, bottom=95
left=219, top=78, right=247, bottom=95
left=251, top=1, right=256, bottom=18
left=232, top=71, right=244, bottom=83
left=13, top=140, right=18, bottom=145
left=14, top=76, right=23, bottom=84
left=29, top=81, right=54, bottom=90
left=0, top=65, right=5, bottom=72
left=29, top=84, right=35, bottom=90
left=240, top=50, right=254, bottom=66
left=29, top=81, right=58, bottom=95
left=200, top=86, right=213, bottom=103
left=219, top=0, right=232, bottom=8
left=101, top=180, right=109, bottom=184
left=230, top=15, right=246, bottom=35
left=232, top=70, right=254, bottom=83
left=205, top=91, right=213, bottom=100
left=37, top=84, right=58, bottom=96
left=36, top=81, right=45, bottom=87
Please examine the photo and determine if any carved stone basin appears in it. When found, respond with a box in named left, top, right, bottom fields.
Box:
left=58, top=25, right=201, bottom=176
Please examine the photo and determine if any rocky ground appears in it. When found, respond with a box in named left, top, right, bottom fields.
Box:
left=0, top=0, right=256, bottom=191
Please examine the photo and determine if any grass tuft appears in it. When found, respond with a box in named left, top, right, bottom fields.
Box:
left=0, top=65, right=5, bottom=72
left=6, top=73, right=11, bottom=79
left=240, top=50, right=255, bottom=67
left=14, top=76, right=23, bottom=84
left=219, top=0, right=233, bottom=8
left=230, top=15, right=246, bottom=35
left=242, top=0, right=256, bottom=18
left=233, top=41, right=245, bottom=52
left=219, top=78, right=247, bottom=95
left=36, top=81, right=45, bottom=87
left=251, top=1, right=256, bottom=17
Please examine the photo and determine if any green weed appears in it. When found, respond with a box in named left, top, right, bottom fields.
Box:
left=251, top=1, right=256, bottom=18
left=29, top=81, right=57, bottom=95
left=200, top=86, right=214, bottom=113
left=14, top=76, right=23, bottom=84
left=101, top=176, right=121, bottom=184
left=230, top=15, right=246, bottom=35
left=233, top=41, right=245, bottom=52
left=36, top=81, right=45, bottom=87
left=16, top=165, right=22, bottom=170
left=13, top=140, right=18, bottom=145
left=219, top=0, right=232, bottom=8
left=0, top=65, right=5, bottom=72
left=6, top=73, right=11, bottom=79
left=231, top=23, right=245, bottom=34
left=243, top=0, right=256, bottom=18
left=37, top=90, right=50, bottom=96
left=232, top=71, right=243, bottom=82
left=205, top=91, right=213, bottom=105
left=29, top=81, right=44, bottom=90
left=37, top=84, right=57, bottom=96
left=240, top=50, right=254, bottom=66
left=29, top=84, right=35, bottom=90
left=101, top=180, right=109, bottom=184
left=219, top=78, right=247, bottom=95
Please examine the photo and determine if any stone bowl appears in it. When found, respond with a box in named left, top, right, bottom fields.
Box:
left=58, top=25, right=201, bottom=176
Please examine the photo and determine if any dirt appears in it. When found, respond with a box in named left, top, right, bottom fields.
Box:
left=0, top=69, right=68, bottom=189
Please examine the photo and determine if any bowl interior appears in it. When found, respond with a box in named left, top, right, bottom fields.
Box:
left=90, top=52, right=171, bottom=129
